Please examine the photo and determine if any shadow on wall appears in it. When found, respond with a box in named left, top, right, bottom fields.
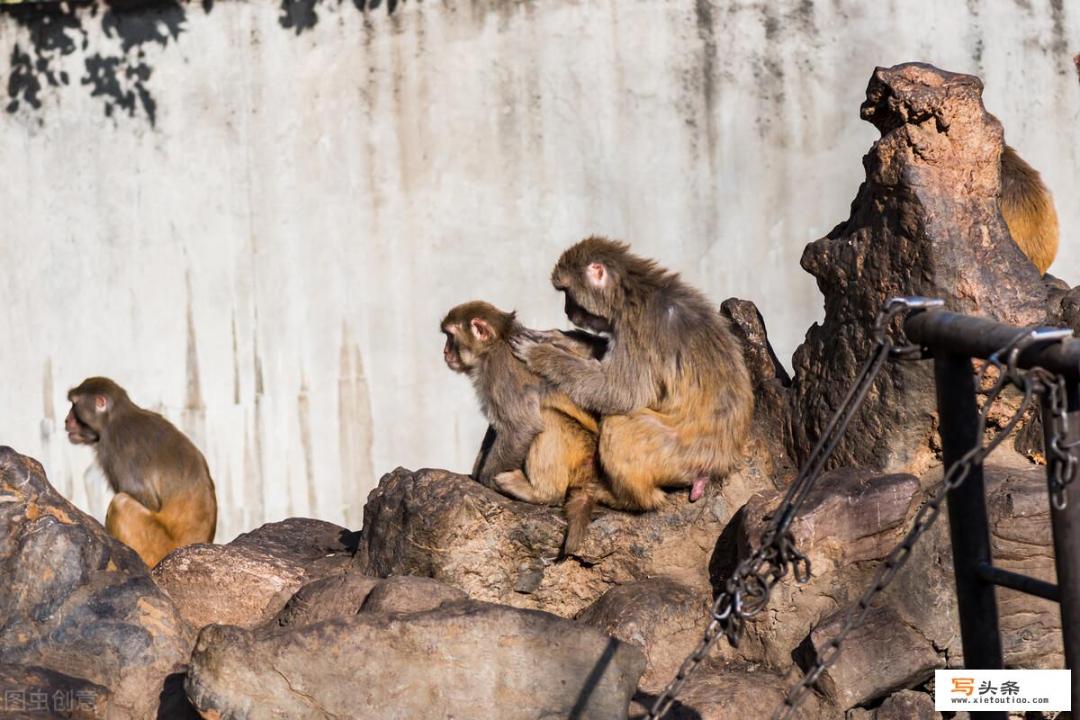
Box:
left=2, top=0, right=402, bottom=126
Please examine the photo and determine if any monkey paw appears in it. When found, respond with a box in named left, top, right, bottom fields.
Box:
left=509, top=333, right=543, bottom=362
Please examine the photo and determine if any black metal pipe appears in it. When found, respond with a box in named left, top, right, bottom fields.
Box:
left=975, top=562, right=1060, bottom=602
left=935, top=350, right=1006, bottom=718
left=905, top=311, right=1080, bottom=380
left=1041, top=384, right=1080, bottom=710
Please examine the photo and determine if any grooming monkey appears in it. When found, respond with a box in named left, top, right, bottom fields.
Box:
left=442, top=301, right=606, bottom=555
left=513, top=237, right=754, bottom=510
left=1000, top=144, right=1059, bottom=275
left=65, top=377, right=217, bottom=566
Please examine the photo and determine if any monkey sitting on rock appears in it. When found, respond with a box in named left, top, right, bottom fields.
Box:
left=442, top=301, right=608, bottom=556
left=513, top=237, right=754, bottom=510
left=65, top=377, right=218, bottom=567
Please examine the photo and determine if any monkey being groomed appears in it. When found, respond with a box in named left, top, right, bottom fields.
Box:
left=65, top=377, right=218, bottom=567
left=442, top=301, right=609, bottom=557
left=513, top=237, right=754, bottom=510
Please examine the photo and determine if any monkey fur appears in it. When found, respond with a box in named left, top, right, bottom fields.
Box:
left=1000, top=144, right=1059, bottom=275
left=65, top=377, right=218, bottom=567
left=514, top=237, right=754, bottom=510
left=442, top=301, right=607, bottom=556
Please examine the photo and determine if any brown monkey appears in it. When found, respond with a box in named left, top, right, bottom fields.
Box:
left=65, top=377, right=217, bottom=566
left=442, top=301, right=606, bottom=556
left=513, top=237, right=754, bottom=510
left=1000, top=144, right=1059, bottom=275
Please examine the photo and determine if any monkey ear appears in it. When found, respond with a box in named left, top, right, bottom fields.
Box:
left=94, top=395, right=109, bottom=413
left=587, top=262, right=608, bottom=288
left=470, top=318, right=495, bottom=342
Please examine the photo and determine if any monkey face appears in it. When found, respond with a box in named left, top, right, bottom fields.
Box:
left=442, top=329, right=470, bottom=373
left=64, top=401, right=101, bottom=445
left=561, top=291, right=612, bottom=334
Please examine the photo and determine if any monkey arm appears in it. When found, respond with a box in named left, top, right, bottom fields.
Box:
left=475, top=421, right=543, bottom=486
left=474, top=386, right=546, bottom=486
left=513, top=338, right=638, bottom=414
left=471, top=425, right=497, bottom=480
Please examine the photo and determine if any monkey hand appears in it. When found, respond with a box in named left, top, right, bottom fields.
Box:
left=509, top=331, right=544, bottom=362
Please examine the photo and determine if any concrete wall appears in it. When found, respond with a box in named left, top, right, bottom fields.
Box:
left=1, top=0, right=1077, bottom=542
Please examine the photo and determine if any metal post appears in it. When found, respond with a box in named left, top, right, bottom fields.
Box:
left=1042, top=382, right=1080, bottom=710
left=935, top=351, right=1007, bottom=718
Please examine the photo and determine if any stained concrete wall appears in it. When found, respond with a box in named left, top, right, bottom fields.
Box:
left=1, top=0, right=1077, bottom=542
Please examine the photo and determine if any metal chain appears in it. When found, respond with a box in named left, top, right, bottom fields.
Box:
left=1044, top=372, right=1080, bottom=510
left=646, top=296, right=943, bottom=720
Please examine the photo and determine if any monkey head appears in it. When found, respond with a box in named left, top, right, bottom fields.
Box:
left=552, top=236, right=659, bottom=334
left=65, top=377, right=129, bottom=445
left=441, top=302, right=517, bottom=374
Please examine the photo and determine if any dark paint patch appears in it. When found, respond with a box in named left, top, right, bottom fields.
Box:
left=3, top=3, right=85, bottom=113
left=6, top=45, right=43, bottom=112
left=279, top=0, right=319, bottom=35
left=1049, top=0, right=1068, bottom=74
left=82, top=53, right=157, bottom=124
left=102, top=1, right=185, bottom=53
left=3, top=0, right=185, bottom=125
left=279, top=0, right=402, bottom=35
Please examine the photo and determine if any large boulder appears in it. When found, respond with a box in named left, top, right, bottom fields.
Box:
left=356, top=467, right=743, bottom=618
left=727, top=468, right=922, bottom=667
left=789, top=62, right=1047, bottom=477
left=628, top=661, right=828, bottom=719
left=152, top=517, right=359, bottom=630
left=186, top=599, right=646, bottom=719
left=0, top=447, right=194, bottom=719
left=576, top=577, right=711, bottom=692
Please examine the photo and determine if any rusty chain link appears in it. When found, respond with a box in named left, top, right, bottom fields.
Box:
left=649, top=301, right=1077, bottom=720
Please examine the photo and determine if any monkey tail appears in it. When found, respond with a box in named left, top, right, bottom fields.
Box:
left=561, top=486, right=597, bottom=558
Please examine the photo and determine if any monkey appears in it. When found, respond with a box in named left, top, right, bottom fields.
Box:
left=512, top=237, right=754, bottom=511
left=1000, top=144, right=1059, bottom=275
left=442, top=301, right=608, bottom=556
left=65, top=377, right=217, bottom=567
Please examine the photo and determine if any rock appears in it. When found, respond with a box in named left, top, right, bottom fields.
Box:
left=186, top=599, right=646, bottom=720
left=722, top=298, right=792, bottom=387
left=576, top=577, right=711, bottom=692
left=790, top=62, right=1047, bottom=477
left=728, top=469, right=921, bottom=667
left=806, top=606, right=942, bottom=709
left=628, top=661, right=827, bottom=720
left=0, top=447, right=194, bottom=719
left=741, top=469, right=920, bottom=576
left=267, top=571, right=383, bottom=631
left=722, top=298, right=797, bottom=486
left=152, top=517, right=358, bottom=630
left=356, top=467, right=754, bottom=618
left=262, top=573, right=466, bottom=635
left=0, top=665, right=109, bottom=719
left=874, top=689, right=939, bottom=720
left=360, top=575, right=468, bottom=614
